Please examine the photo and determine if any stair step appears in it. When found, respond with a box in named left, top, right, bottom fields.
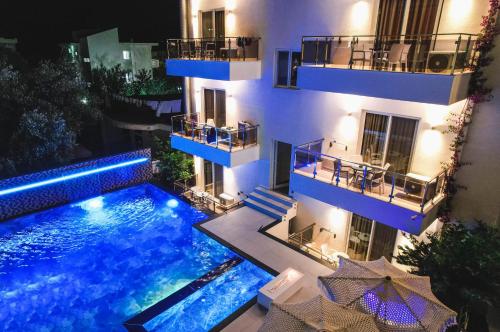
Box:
left=244, top=198, right=284, bottom=220
left=255, top=186, right=296, bottom=207
left=247, top=192, right=289, bottom=214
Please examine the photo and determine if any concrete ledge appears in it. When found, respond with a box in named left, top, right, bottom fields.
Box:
left=297, top=66, right=471, bottom=105
left=289, top=172, right=442, bottom=235
left=166, top=59, right=261, bottom=81
left=171, top=135, right=260, bottom=168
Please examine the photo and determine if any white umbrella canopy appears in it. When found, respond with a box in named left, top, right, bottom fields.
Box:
left=318, top=257, right=457, bottom=332
left=259, top=295, right=380, bottom=332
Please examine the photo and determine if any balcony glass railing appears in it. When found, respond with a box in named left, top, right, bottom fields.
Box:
left=171, top=113, right=258, bottom=152
left=293, top=139, right=447, bottom=213
left=167, top=37, right=260, bottom=61
left=301, top=33, right=478, bottom=75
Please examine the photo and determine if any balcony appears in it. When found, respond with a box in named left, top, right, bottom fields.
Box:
left=289, top=140, right=447, bottom=235
left=170, top=114, right=259, bottom=168
left=165, top=37, right=261, bottom=81
left=297, top=33, right=477, bottom=105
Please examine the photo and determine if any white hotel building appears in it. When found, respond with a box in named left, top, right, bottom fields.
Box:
left=166, top=0, right=495, bottom=267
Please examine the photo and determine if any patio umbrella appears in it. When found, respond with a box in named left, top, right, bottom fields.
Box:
left=259, top=295, right=379, bottom=332
left=318, top=257, right=457, bottom=332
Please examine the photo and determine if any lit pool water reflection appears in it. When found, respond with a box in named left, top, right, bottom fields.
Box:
left=0, top=184, right=272, bottom=331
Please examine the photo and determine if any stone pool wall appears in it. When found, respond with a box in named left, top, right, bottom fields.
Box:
left=0, top=149, right=152, bottom=220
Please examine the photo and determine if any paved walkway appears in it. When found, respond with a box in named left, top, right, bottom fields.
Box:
left=200, top=206, right=333, bottom=331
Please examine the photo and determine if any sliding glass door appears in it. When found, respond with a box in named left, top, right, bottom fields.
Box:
left=347, top=214, right=373, bottom=261
left=201, top=9, right=225, bottom=39
left=203, top=160, right=224, bottom=198
left=369, top=223, right=398, bottom=261
left=385, top=116, right=418, bottom=176
left=361, top=112, right=418, bottom=176
left=347, top=214, right=398, bottom=261
left=204, top=89, right=226, bottom=127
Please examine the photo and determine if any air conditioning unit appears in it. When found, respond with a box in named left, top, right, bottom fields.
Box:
left=427, top=51, right=466, bottom=73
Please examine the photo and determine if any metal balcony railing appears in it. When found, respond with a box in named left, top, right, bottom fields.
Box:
left=167, top=37, right=260, bottom=61
left=301, top=33, right=478, bottom=75
left=171, top=113, right=259, bottom=152
left=293, top=139, right=447, bottom=213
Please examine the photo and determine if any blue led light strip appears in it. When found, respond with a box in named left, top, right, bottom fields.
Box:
left=0, top=158, right=149, bottom=196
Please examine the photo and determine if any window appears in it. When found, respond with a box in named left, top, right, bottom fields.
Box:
left=360, top=112, right=418, bottom=176
left=203, top=89, right=226, bottom=127
left=347, top=214, right=397, bottom=261
left=201, top=9, right=225, bottom=38
left=125, top=72, right=133, bottom=83
left=122, top=50, right=130, bottom=60
left=275, top=50, right=301, bottom=88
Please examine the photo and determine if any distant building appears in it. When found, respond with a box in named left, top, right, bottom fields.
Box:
left=0, top=37, right=18, bottom=51
left=61, top=28, right=158, bottom=82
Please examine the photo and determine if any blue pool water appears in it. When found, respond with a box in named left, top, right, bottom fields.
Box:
left=0, top=184, right=272, bottom=331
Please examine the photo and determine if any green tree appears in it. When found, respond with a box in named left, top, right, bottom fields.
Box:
left=91, top=64, right=127, bottom=96
left=396, top=223, right=500, bottom=331
left=10, top=110, right=75, bottom=170
left=0, top=54, right=101, bottom=177
left=153, top=135, right=193, bottom=183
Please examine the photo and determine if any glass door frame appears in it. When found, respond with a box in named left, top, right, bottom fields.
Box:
left=345, top=213, right=398, bottom=262
left=202, top=87, right=226, bottom=127
left=359, top=110, right=420, bottom=174
left=345, top=212, right=377, bottom=261
left=199, top=8, right=225, bottom=39
left=201, top=159, right=224, bottom=198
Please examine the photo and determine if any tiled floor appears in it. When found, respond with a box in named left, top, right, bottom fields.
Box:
left=294, top=165, right=445, bottom=213
left=200, top=207, right=333, bottom=331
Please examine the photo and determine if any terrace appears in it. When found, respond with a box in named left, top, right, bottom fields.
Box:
left=290, top=139, right=447, bottom=235
left=297, top=33, right=477, bottom=105
left=170, top=113, right=260, bottom=168
left=165, top=37, right=262, bottom=80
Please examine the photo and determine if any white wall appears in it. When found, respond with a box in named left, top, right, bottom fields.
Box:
left=293, top=193, right=351, bottom=253
left=121, top=43, right=157, bottom=77
left=437, top=0, right=489, bottom=34
left=87, top=28, right=122, bottom=70
left=453, top=34, right=500, bottom=227
left=187, top=0, right=491, bottom=237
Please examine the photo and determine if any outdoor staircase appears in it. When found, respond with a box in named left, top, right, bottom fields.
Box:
left=244, top=186, right=297, bottom=222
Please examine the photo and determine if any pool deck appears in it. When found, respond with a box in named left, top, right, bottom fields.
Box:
left=199, top=206, right=333, bottom=331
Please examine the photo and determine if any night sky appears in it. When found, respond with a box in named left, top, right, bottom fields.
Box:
left=1, top=1, right=180, bottom=62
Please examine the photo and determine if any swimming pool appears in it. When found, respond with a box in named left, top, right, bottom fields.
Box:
left=0, top=183, right=273, bottom=331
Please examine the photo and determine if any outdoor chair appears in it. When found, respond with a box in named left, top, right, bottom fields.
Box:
left=374, top=44, right=411, bottom=71
left=330, top=47, right=352, bottom=67
left=353, top=163, right=390, bottom=194
left=352, top=42, right=373, bottom=69
left=204, top=42, right=216, bottom=59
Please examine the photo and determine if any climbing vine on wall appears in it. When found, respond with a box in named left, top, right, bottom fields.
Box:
left=439, top=0, right=500, bottom=223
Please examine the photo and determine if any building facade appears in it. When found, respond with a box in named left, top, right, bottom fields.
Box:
left=167, top=0, right=493, bottom=267
left=62, top=28, right=158, bottom=82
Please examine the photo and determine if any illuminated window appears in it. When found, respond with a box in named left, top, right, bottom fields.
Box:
left=123, top=50, right=130, bottom=60
left=275, top=50, right=301, bottom=88
left=125, top=72, right=133, bottom=83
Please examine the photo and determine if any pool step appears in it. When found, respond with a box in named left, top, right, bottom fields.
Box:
left=245, top=186, right=297, bottom=221
left=255, top=186, right=296, bottom=208
left=244, top=198, right=285, bottom=221
left=247, top=192, right=289, bottom=214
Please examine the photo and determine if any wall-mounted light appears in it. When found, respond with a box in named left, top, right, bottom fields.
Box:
left=430, top=124, right=446, bottom=132
left=329, top=139, right=348, bottom=151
